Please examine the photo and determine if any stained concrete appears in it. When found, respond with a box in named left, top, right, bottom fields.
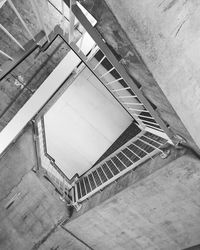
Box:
left=70, top=145, right=186, bottom=221
left=65, top=153, right=200, bottom=250
left=37, top=227, right=91, bottom=250
left=0, top=125, right=67, bottom=250
left=1, top=123, right=200, bottom=250
left=103, top=0, right=200, bottom=152
left=0, top=0, right=82, bottom=131
left=79, top=0, right=200, bottom=153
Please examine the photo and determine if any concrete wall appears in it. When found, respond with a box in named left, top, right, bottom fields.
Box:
left=0, top=0, right=81, bottom=131
left=0, top=125, right=67, bottom=250
left=79, top=0, right=200, bottom=153
left=65, top=152, right=200, bottom=250
left=104, top=0, right=200, bottom=151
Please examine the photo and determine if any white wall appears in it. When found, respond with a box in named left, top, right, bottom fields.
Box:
left=44, top=67, right=133, bottom=178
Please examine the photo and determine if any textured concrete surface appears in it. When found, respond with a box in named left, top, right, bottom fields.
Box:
left=65, top=153, right=200, bottom=250
left=104, top=0, right=200, bottom=151
left=0, top=125, right=67, bottom=250
left=37, top=226, right=91, bottom=250
left=80, top=0, right=199, bottom=153
left=1, top=124, right=200, bottom=250
left=0, top=0, right=81, bottom=131
left=67, top=145, right=186, bottom=221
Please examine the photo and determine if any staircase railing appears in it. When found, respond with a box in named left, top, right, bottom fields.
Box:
left=72, top=130, right=168, bottom=204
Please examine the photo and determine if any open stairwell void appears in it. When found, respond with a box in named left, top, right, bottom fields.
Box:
left=25, top=1, right=175, bottom=211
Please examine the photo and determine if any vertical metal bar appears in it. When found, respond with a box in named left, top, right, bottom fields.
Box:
left=8, top=0, right=35, bottom=41
left=106, top=77, right=123, bottom=85
left=78, top=181, right=83, bottom=198
left=110, top=158, right=121, bottom=172
left=132, top=142, right=153, bottom=159
left=87, top=175, right=92, bottom=191
left=115, top=155, right=127, bottom=168
left=133, top=113, right=155, bottom=120
left=122, top=102, right=143, bottom=106
left=105, top=162, right=114, bottom=177
left=128, top=107, right=149, bottom=112
left=72, top=186, right=75, bottom=203
left=0, top=24, right=25, bottom=50
left=82, top=177, right=87, bottom=195
left=91, top=172, right=98, bottom=187
left=0, top=49, right=13, bottom=61
left=60, top=0, right=65, bottom=33
left=100, top=67, right=115, bottom=78
left=121, top=151, right=133, bottom=164
left=144, top=124, right=163, bottom=132
left=100, top=166, right=108, bottom=181
left=126, top=146, right=141, bottom=159
left=69, top=2, right=174, bottom=141
left=69, top=0, right=75, bottom=43
left=93, top=55, right=106, bottom=70
left=138, top=137, right=162, bottom=152
left=95, top=170, right=103, bottom=184
left=142, top=133, right=163, bottom=146
left=118, top=95, right=136, bottom=99
left=62, top=177, right=66, bottom=197
left=138, top=119, right=161, bottom=127
left=113, top=87, right=130, bottom=92
left=31, top=0, right=50, bottom=42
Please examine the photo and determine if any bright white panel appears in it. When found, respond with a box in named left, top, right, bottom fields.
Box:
left=44, top=67, right=133, bottom=179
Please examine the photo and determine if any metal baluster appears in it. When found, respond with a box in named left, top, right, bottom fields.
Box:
left=100, top=67, right=114, bottom=78
left=0, top=24, right=25, bottom=50
left=87, top=175, right=93, bottom=191
left=105, top=162, right=114, bottom=177
left=113, top=87, right=130, bottom=92
left=31, top=0, right=50, bottom=42
left=115, top=155, right=127, bottom=168
left=82, top=177, right=87, bottom=195
left=78, top=181, right=83, bottom=198
left=93, top=55, right=106, bottom=70
left=144, top=124, right=163, bottom=131
left=100, top=165, right=108, bottom=181
left=106, top=77, right=123, bottom=85
left=92, top=172, right=98, bottom=187
left=69, top=0, right=75, bottom=43
left=118, top=95, right=136, bottom=99
left=121, top=151, right=133, bottom=164
left=110, top=158, right=121, bottom=172
left=142, top=134, right=163, bottom=146
left=132, top=141, right=153, bottom=159
left=95, top=169, right=103, bottom=184
left=125, top=146, right=141, bottom=159
left=60, top=0, right=65, bottom=33
left=0, top=49, right=13, bottom=61
left=138, top=137, right=163, bottom=153
left=8, top=0, right=35, bottom=41
left=128, top=107, right=149, bottom=112
left=133, top=113, right=155, bottom=120
left=121, top=102, right=143, bottom=106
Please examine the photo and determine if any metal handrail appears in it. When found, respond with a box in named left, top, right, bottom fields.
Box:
left=73, top=130, right=168, bottom=203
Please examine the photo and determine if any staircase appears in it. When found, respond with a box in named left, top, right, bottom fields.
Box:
left=71, top=130, right=168, bottom=204
left=87, top=49, right=164, bottom=132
